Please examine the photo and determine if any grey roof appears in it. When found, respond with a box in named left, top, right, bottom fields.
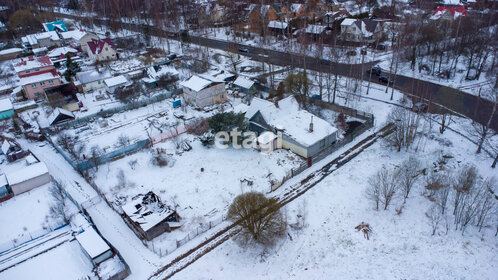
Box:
left=76, top=69, right=112, bottom=84
left=354, top=19, right=379, bottom=33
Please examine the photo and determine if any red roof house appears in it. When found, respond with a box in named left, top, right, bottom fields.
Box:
left=86, top=38, right=117, bottom=62
left=431, top=6, right=468, bottom=20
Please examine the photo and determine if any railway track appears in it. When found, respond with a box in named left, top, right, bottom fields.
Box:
left=149, top=123, right=394, bottom=280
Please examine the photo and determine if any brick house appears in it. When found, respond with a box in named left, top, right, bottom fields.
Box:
left=13, top=56, right=62, bottom=100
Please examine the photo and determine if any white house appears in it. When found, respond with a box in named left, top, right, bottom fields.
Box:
left=180, top=75, right=227, bottom=108
left=245, top=96, right=338, bottom=158
left=86, top=38, right=117, bottom=62
left=60, top=30, right=99, bottom=51
left=5, top=162, right=51, bottom=195
left=340, top=18, right=383, bottom=43
left=76, top=69, right=113, bottom=93
left=104, top=75, right=129, bottom=93
left=21, top=31, right=61, bottom=49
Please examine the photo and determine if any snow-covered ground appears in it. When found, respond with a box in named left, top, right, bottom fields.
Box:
left=169, top=109, right=497, bottom=280
left=0, top=241, right=94, bottom=280
left=0, top=183, right=61, bottom=250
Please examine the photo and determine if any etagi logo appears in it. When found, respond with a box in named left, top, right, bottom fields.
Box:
left=214, top=128, right=283, bottom=154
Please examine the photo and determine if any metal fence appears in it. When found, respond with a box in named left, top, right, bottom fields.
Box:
left=145, top=214, right=227, bottom=257
left=54, top=89, right=181, bottom=130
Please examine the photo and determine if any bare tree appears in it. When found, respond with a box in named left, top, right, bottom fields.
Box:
left=426, top=205, right=442, bottom=236
left=452, top=165, right=478, bottom=216
left=49, top=180, right=70, bottom=224
left=385, top=106, right=422, bottom=152
left=397, top=156, right=422, bottom=203
left=117, top=134, right=131, bottom=147
left=367, top=167, right=398, bottom=210
left=227, top=192, right=286, bottom=247
left=89, top=145, right=103, bottom=171
left=475, top=177, right=496, bottom=232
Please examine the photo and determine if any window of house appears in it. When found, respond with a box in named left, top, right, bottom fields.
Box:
left=35, top=68, right=40, bottom=71
left=26, top=70, right=30, bottom=74
left=49, top=80, right=53, bottom=84
left=40, top=81, right=45, bottom=86
left=220, top=94, right=225, bottom=99
left=105, top=47, right=108, bottom=51
left=320, top=139, right=326, bottom=148
left=31, top=84, right=37, bottom=88
left=98, top=81, right=101, bottom=84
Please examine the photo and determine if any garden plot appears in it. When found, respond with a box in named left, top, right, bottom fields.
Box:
left=93, top=133, right=303, bottom=246
left=50, top=98, right=196, bottom=156
left=0, top=183, right=62, bottom=251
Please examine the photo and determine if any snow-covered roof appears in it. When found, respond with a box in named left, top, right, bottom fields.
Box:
left=268, top=21, right=288, bottom=29
left=1, top=139, right=13, bottom=155
left=246, top=96, right=337, bottom=147
left=42, top=20, right=68, bottom=32
left=76, top=69, right=112, bottom=84
left=233, top=76, right=255, bottom=89
left=60, top=29, right=87, bottom=41
left=290, top=3, right=303, bottom=13
left=20, top=72, right=59, bottom=86
left=431, top=6, right=467, bottom=20
left=0, top=98, right=13, bottom=112
left=258, top=131, right=277, bottom=145
left=0, top=174, right=7, bottom=187
left=21, top=31, right=60, bottom=46
left=147, top=65, right=179, bottom=80
left=87, top=38, right=115, bottom=55
left=32, top=47, right=48, bottom=55
left=48, top=107, right=75, bottom=125
left=121, top=192, right=176, bottom=232
left=5, top=162, right=49, bottom=186
left=233, top=103, right=249, bottom=114
left=180, top=75, right=217, bottom=92
left=341, top=18, right=357, bottom=26
left=13, top=56, right=53, bottom=72
left=76, top=227, right=111, bottom=259
left=47, top=47, right=78, bottom=58
left=104, top=75, right=128, bottom=88
left=0, top=48, right=22, bottom=56
left=305, top=24, right=326, bottom=34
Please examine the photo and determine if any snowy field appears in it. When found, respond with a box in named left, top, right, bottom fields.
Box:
left=169, top=115, right=498, bottom=280
left=0, top=183, right=61, bottom=249
left=0, top=241, right=94, bottom=280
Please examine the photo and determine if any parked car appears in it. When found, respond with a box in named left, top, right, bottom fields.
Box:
left=378, top=74, right=389, bottom=83
left=367, top=65, right=382, bottom=76
left=238, top=47, right=249, bottom=53
left=345, top=50, right=356, bottom=56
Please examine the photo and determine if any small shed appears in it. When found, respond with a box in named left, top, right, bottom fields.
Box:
left=0, top=98, right=14, bottom=120
left=48, top=107, right=75, bottom=126
left=0, top=48, right=22, bottom=61
left=122, top=191, right=180, bottom=241
left=1, top=140, right=24, bottom=162
left=104, top=75, right=129, bottom=93
left=233, top=76, right=256, bottom=93
left=5, top=162, right=51, bottom=195
left=76, top=227, right=113, bottom=265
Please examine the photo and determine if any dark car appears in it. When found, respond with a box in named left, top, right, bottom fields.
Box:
left=378, top=75, right=389, bottom=83
left=238, top=47, right=249, bottom=53
left=367, top=65, right=381, bottom=76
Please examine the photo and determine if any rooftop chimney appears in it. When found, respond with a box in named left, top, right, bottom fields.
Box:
left=309, top=116, right=313, bottom=132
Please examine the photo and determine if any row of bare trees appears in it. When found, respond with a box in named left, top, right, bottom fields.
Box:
left=425, top=165, right=496, bottom=235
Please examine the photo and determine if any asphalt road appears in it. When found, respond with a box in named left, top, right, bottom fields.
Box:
left=59, top=13, right=497, bottom=130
